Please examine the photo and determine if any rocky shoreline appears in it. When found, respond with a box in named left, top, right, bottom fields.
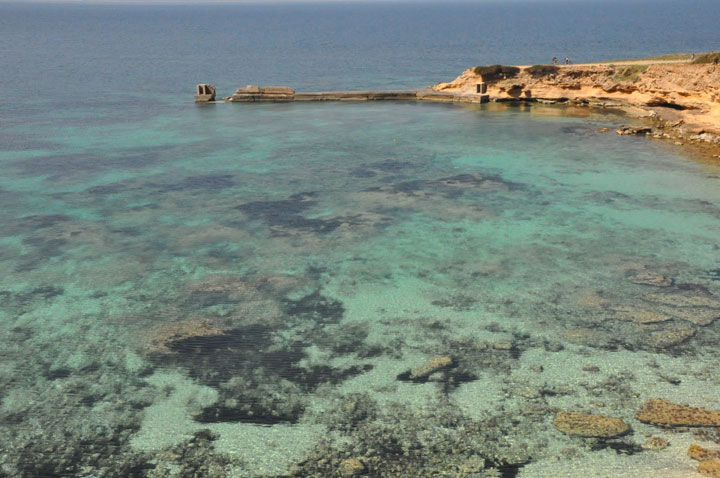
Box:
left=433, top=60, right=720, bottom=162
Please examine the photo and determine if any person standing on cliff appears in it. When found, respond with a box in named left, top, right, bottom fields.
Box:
left=565, top=57, right=570, bottom=65
left=552, top=56, right=558, bottom=65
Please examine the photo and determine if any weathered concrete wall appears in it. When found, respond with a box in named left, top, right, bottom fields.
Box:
left=227, top=86, right=295, bottom=102
left=223, top=86, right=489, bottom=104
left=195, top=84, right=216, bottom=102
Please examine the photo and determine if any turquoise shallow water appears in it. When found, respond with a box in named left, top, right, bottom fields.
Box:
left=2, top=99, right=720, bottom=477
left=3, top=1, right=720, bottom=475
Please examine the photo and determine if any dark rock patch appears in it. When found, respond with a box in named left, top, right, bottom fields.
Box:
left=646, top=101, right=685, bottom=110
left=237, top=192, right=317, bottom=219
left=194, top=405, right=299, bottom=425
left=284, top=291, right=345, bottom=325
left=437, top=173, right=523, bottom=191
left=12, top=147, right=165, bottom=180
left=495, top=462, right=525, bottom=478
left=17, top=214, right=72, bottom=230
left=590, top=440, right=644, bottom=455
left=110, top=227, right=142, bottom=237
left=147, top=311, right=371, bottom=426
left=616, top=125, right=653, bottom=136
left=397, top=357, right=478, bottom=392
left=351, top=167, right=377, bottom=178
left=236, top=192, right=349, bottom=235
left=29, top=286, right=64, bottom=299
left=155, top=174, right=235, bottom=192
left=371, top=160, right=413, bottom=172
left=45, top=368, right=72, bottom=380
left=561, top=125, right=593, bottom=136
left=85, top=183, right=129, bottom=195
left=431, top=294, right=478, bottom=311
left=365, top=173, right=522, bottom=199
left=21, top=237, right=67, bottom=258
left=705, top=269, right=720, bottom=282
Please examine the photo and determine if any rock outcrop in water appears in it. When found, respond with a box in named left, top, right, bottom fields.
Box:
left=636, top=398, right=720, bottom=427
left=552, top=411, right=630, bottom=438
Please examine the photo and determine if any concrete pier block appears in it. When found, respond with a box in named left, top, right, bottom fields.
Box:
left=195, top=84, right=216, bottom=102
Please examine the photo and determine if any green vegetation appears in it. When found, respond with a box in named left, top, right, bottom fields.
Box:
left=692, top=52, right=720, bottom=64
left=525, top=65, right=560, bottom=78
left=473, top=65, right=520, bottom=81
left=611, top=65, right=648, bottom=82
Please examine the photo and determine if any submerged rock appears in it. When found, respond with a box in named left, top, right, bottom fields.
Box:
left=698, top=460, right=720, bottom=477
left=628, top=272, right=673, bottom=287
left=561, top=328, right=612, bottom=348
left=340, top=457, right=367, bottom=477
left=409, top=356, right=454, bottom=380
left=647, top=326, right=696, bottom=348
left=656, top=306, right=719, bottom=326
left=689, top=444, right=720, bottom=461
left=642, top=437, right=669, bottom=450
left=552, top=411, right=631, bottom=438
left=643, top=290, right=720, bottom=326
left=617, top=125, right=653, bottom=136
left=143, top=318, right=226, bottom=355
left=611, top=306, right=671, bottom=324
left=643, top=292, right=720, bottom=309
left=636, top=399, right=720, bottom=427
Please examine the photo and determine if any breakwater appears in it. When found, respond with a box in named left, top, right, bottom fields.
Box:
left=195, top=85, right=490, bottom=104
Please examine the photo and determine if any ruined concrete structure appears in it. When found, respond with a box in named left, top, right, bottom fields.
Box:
left=227, top=86, right=295, bottom=102
left=194, top=84, right=216, bottom=102
left=221, top=85, right=490, bottom=104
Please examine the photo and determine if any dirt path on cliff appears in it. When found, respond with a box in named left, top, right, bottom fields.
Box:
left=516, top=59, right=692, bottom=68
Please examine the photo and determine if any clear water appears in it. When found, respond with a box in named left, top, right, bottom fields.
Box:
left=2, top=2, right=720, bottom=477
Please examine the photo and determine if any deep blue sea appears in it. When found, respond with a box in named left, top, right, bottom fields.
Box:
left=2, top=1, right=720, bottom=477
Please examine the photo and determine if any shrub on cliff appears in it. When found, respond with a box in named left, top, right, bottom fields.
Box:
left=525, top=65, right=560, bottom=78
left=692, top=52, right=720, bottom=64
left=612, top=65, right=648, bottom=82
left=473, top=65, right=520, bottom=82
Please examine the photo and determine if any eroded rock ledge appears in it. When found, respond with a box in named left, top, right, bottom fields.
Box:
left=433, top=62, right=720, bottom=158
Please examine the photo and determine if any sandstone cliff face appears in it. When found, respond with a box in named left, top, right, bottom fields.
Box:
left=434, top=64, right=720, bottom=134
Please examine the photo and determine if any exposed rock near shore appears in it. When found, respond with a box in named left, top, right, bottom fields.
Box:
left=434, top=62, right=720, bottom=157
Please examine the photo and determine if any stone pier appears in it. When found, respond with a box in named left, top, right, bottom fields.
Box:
left=220, top=85, right=490, bottom=104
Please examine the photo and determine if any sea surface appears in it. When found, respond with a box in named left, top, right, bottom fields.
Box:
left=1, top=1, right=720, bottom=477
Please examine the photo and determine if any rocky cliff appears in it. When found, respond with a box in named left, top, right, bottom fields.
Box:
left=433, top=63, right=720, bottom=137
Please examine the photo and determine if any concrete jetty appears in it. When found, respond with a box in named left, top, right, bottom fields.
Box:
left=213, top=85, right=490, bottom=104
